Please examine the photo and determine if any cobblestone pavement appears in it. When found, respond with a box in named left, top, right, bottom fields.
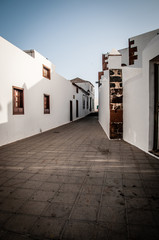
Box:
left=0, top=115, right=159, bottom=240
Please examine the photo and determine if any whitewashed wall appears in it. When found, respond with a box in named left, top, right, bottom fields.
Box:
left=122, top=67, right=144, bottom=149
left=129, top=29, right=159, bottom=68
left=74, top=82, right=95, bottom=111
left=123, top=35, right=159, bottom=152
left=98, top=72, right=110, bottom=137
left=98, top=35, right=159, bottom=154
left=0, top=37, right=91, bottom=146
left=118, top=48, right=129, bottom=66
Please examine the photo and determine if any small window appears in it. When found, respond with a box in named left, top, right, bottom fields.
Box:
left=43, top=65, right=51, bottom=79
left=44, top=94, right=50, bottom=114
left=13, top=86, right=24, bottom=115
left=76, top=87, right=78, bottom=93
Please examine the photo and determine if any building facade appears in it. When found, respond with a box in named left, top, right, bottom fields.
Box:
left=98, top=29, right=159, bottom=157
left=0, top=37, right=94, bottom=146
left=70, top=77, right=95, bottom=114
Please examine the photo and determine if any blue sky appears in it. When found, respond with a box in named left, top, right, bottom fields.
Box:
left=0, top=0, right=159, bottom=99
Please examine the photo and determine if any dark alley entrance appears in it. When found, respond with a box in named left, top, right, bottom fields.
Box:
left=154, top=64, right=159, bottom=154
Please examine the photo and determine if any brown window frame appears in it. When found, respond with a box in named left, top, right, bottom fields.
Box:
left=43, top=65, right=51, bottom=80
left=12, top=86, right=24, bottom=115
left=44, top=94, right=50, bottom=114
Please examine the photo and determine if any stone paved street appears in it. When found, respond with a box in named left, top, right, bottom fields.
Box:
left=0, top=115, right=159, bottom=240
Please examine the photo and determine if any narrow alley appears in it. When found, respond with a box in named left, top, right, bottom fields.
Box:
left=0, top=115, right=159, bottom=240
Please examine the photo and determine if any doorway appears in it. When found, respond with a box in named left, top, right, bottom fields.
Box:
left=154, top=64, right=159, bottom=152
left=70, top=101, right=73, bottom=121
left=90, top=97, right=92, bottom=111
left=76, top=100, right=79, bottom=118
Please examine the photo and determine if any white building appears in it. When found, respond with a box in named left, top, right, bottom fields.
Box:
left=70, top=77, right=95, bottom=113
left=0, top=36, right=94, bottom=146
left=98, top=29, right=159, bottom=157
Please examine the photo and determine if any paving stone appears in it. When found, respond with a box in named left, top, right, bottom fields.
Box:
left=18, top=200, right=48, bottom=215
left=122, top=179, right=143, bottom=188
left=105, top=178, right=123, bottom=187
left=20, top=180, right=43, bottom=190
left=103, top=196, right=125, bottom=208
left=0, top=211, right=11, bottom=226
left=103, top=186, right=124, bottom=198
left=126, top=197, right=151, bottom=209
left=0, top=115, right=159, bottom=239
left=3, top=178, right=26, bottom=188
left=144, top=187, right=159, bottom=198
left=123, top=187, right=146, bottom=198
left=46, top=174, right=67, bottom=183
left=1, top=231, right=32, bottom=240
left=62, top=220, right=97, bottom=240
left=65, top=176, right=85, bottom=184
left=42, top=202, right=72, bottom=218
left=29, top=173, right=50, bottom=181
left=81, top=184, right=102, bottom=194
left=31, top=190, right=55, bottom=202
left=71, top=205, right=98, bottom=221
left=30, top=217, right=65, bottom=239
left=0, top=198, right=25, bottom=213
left=8, top=188, right=35, bottom=200
left=107, top=222, right=128, bottom=240
left=127, top=208, right=155, bottom=225
left=96, top=223, right=109, bottom=240
left=85, top=177, right=104, bottom=185
left=40, top=182, right=61, bottom=192
left=0, top=186, right=15, bottom=198
left=53, top=192, right=78, bottom=204
left=59, top=183, right=81, bottom=193
left=4, top=214, right=37, bottom=234
left=129, top=224, right=159, bottom=240
left=0, top=177, right=8, bottom=185
left=99, top=206, right=126, bottom=224
left=13, top=172, right=34, bottom=180
left=77, top=193, right=101, bottom=206
left=106, top=172, right=123, bottom=179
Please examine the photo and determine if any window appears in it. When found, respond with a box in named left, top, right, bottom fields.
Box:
left=43, top=65, right=51, bottom=79
left=44, top=94, right=50, bottom=114
left=76, top=87, right=78, bottom=93
left=13, top=86, right=24, bottom=115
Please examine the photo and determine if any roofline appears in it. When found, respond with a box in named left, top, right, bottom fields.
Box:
left=129, top=28, right=159, bottom=40
left=72, top=83, right=90, bottom=95
left=70, top=78, right=94, bottom=87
